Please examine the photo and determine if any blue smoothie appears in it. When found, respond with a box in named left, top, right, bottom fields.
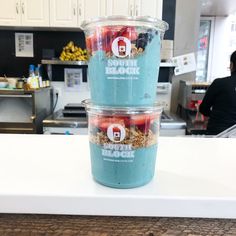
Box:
left=88, top=34, right=161, bottom=106
left=89, top=143, right=157, bottom=188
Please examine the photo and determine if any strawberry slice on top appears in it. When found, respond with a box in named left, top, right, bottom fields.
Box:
left=128, top=114, right=158, bottom=134
left=86, top=26, right=137, bottom=54
left=118, top=26, right=138, bottom=41
left=90, top=113, right=158, bottom=134
left=90, top=116, right=125, bottom=132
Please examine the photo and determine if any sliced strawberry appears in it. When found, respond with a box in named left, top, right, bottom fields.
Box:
left=86, top=26, right=137, bottom=53
left=86, top=34, right=98, bottom=52
left=101, top=26, right=120, bottom=52
left=86, top=36, right=93, bottom=52
left=86, top=27, right=112, bottom=53
left=101, top=34, right=113, bottom=52
left=98, top=120, right=112, bottom=132
left=128, top=114, right=156, bottom=126
left=89, top=114, right=159, bottom=134
left=118, top=26, right=138, bottom=41
left=105, top=25, right=123, bottom=39
left=128, top=114, right=158, bottom=134
left=136, top=122, right=151, bottom=134
left=90, top=116, right=125, bottom=132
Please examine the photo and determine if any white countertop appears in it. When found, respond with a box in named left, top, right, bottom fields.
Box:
left=0, top=134, right=236, bottom=218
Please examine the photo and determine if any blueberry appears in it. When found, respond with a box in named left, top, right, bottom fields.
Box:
left=147, top=28, right=153, bottom=33
left=147, top=28, right=158, bottom=35
left=136, top=38, right=148, bottom=49
left=138, top=33, right=148, bottom=40
left=147, top=29, right=158, bottom=42
left=148, top=35, right=154, bottom=42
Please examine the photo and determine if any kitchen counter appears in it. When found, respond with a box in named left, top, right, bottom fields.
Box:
left=43, top=109, right=88, bottom=135
left=160, top=111, right=186, bottom=136
left=43, top=109, right=88, bottom=128
left=0, top=87, right=51, bottom=95
left=0, top=134, right=236, bottom=219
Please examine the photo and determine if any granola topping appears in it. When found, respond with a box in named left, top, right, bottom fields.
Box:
left=89, top=126, right=157, bottom=149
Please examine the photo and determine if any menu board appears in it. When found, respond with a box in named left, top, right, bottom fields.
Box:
left=64, top=68, right=84, bottom=91
left=15, top=33, right=34, bottom=57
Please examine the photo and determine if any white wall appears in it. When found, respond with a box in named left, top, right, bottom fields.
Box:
left=171, top=0, right=201, bottom=112
left=209, top=17, right=232, bottom=81
left=51, top=81, right=90, bottom=110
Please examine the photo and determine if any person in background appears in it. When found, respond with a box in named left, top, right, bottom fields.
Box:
left=199, top=50, right=236, bottom=135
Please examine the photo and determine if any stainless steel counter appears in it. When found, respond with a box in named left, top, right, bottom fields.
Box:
left=161, top=111, right=186, bottom=129
left=43, top=109, right=88, bottom=128
left=0, top=88, right=52, bottom=134
left=43, top=109, right=88, bottom=135
left=160, top=111, right=186, bottom=136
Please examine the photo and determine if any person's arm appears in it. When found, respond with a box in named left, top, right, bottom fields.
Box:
left=199, top=80, right=219, bottom=117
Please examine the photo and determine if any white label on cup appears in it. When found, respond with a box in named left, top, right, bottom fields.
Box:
left=112, top=37, right=131, bottom=58
left=107, top=124, right=126, bottom=143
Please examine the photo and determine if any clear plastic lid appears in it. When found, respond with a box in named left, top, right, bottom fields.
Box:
left=82, top=99, right=163, bottom=115
left=81, top=15, right=169, bottom=33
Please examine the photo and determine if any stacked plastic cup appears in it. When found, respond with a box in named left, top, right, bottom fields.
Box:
left=82, top=16, right=168, bottom=188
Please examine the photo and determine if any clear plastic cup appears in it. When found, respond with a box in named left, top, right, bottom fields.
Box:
left=81, top=16, right=168, bottom=107
left=83, top=100, right=162, bottom=188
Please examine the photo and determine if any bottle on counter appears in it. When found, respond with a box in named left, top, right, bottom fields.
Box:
left=42, top=81, right=46, bottom=88
left=45, top=80, right=50, bottom=87
left=37, top=64, right=43, bottom=88
left=29, top=64, right=35, bottom=77
left=35, top=66, right=42, bottom=88
left=28, top=64, right=39, bottom=89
